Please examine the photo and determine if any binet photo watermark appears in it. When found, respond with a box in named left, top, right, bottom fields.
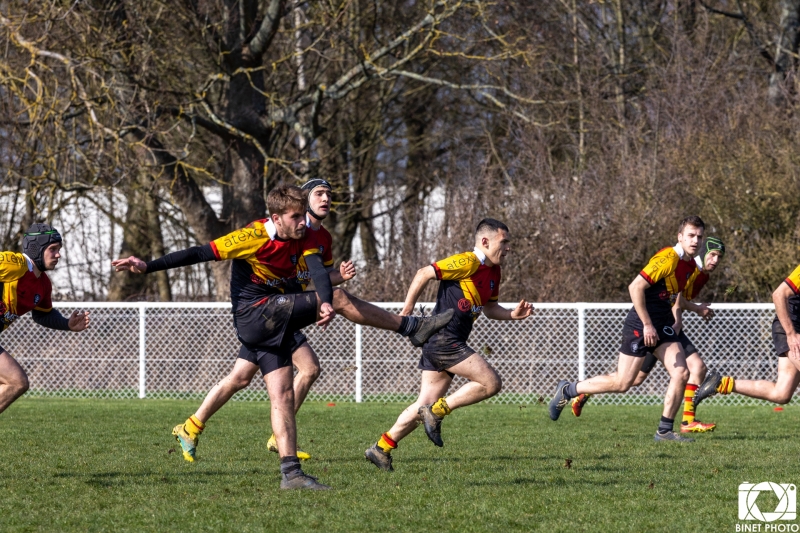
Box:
left=736, top=482, right=797, bottom=532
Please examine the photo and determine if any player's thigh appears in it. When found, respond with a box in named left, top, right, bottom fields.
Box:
left=615, top=352, right=646, bottom=384
left=446, top=353, right=499, bottom=385
left=228, top=354, right=260, bottom=384
left=655, top=341, right=687, bottom=375
left=418, top=370, right=454, bottom=404
left=0, top=350, right=27, bottom=386
left=291, top=341, right=320, bottom=374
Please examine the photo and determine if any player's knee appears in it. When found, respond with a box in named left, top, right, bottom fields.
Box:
left=632, top=373, right=647, bottom=387
left=485, top=373, right=502, bottom=397
left=9, top=375, right=29, bottom=397
left=774, top=390, right=794, bottom=405
left=298, top=362, right=321, bottom=382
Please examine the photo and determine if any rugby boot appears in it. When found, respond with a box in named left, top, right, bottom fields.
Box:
left=409, top=308, right=455, bottom=348
left=279, top=471, right=331, bottom=490
left=548, top=380, right=571, bottom=421
left=680, top=420, right=716, bottom=433
left=571, top=393, right=591, bottom=417
left=172, top=424, right=198, bottom=462
left=693, top=369, right=722, bottom=409
left=365, top=443, right=394, bottom=472
left=654, top=431, right=695, bottom=443
left=267, top=434, right=311, bottom=460
left=419, top=405, right=444, bottom=447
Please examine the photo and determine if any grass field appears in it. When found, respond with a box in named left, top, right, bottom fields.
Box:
left=0, top=399, right=797, bottom=532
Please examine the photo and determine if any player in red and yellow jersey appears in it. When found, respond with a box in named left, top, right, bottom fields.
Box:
left=365, top=218, right=533, bottom=471
left=265, top=178, right=357, bottom=460
left=572, top=237, right=726, bottom=433
left=0, top=224, right=91, bottom=415
left=549, top=216, right=707, bottom=443
left=113, top=185, right=451, bottom=490
left=694, top=259, right=800, bottom=410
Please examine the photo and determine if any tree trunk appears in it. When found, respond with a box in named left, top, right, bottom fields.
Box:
left=769, top=0, right=800, bottom=105
left=107, top=188, right=151, bottom=301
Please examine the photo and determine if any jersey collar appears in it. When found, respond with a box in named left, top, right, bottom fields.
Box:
left=265, top=219, right=278, bottom=240
left=673, top=243, right=687, bottom=260
left=473, top=247, right=487, bottom=265
left=694, top=255, right=704, bottom=271
left=21, top=254, right=34, bottom=272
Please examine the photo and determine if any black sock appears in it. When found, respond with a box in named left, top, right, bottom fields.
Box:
left=566, top=382, right=579, bottom=398
left=657, top=416, right=674, bottom=435
left=280, top=456, right=302, bottom=478
left=398, top=316, right=419, bottom=336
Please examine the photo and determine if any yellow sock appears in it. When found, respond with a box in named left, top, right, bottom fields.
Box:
left=185, top=415, right=205, bottom=439
left=377, top=432, right=396, bottom=453
left=717, top=376, right=734, bottom=395
left=682, top=384, right=697, bottom=424
left=431, top=397, right=451, bottom=417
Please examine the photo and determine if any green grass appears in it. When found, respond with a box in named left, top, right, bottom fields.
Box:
left=0, top=399, right=797, bottom=532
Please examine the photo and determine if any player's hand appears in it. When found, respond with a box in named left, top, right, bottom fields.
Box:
left=317, top=302, right=336, bottom=329
left=112, top=256, right=147, bottom=274
left=68, top=310, right=90, bottom=332
left=696, top=303, right=715, bottom=321
left=643, top=323, right=658, bottom=347
left=511, top=300, right=533, bottom=320
left=788, top=331, right=800, bottom=360
left=339, top=260, right=356, bottom=281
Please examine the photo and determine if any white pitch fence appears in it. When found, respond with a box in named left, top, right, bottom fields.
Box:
left=1, top=302, right=791, bottom=405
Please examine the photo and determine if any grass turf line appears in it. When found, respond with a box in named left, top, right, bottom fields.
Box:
left=0, top=398, right=795, bottom=532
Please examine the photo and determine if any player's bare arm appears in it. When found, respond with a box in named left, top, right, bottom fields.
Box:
left=400, top=265, right=437, bottom=316
left=482, top=300, right=533, bottom=321
left=629, top=275, right=657, bottom=346
left=671, top=294, right=683, bottom=334
left=773, top=282, right=800, bottom=360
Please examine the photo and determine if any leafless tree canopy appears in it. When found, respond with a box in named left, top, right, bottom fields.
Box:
left=1, top=1, right=800, bottom=303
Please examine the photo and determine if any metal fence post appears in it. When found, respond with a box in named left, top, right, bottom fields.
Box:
left=578, top=303, right=586, bottom=381
left=138, top=303, right=146, bottom=399
left=355, top=324, right=363, bottom=402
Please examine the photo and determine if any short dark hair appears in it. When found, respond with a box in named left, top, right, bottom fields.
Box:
left=678, top=215, right=705, bottom=233
left=475, top=218, right=509, bottom=237
left=267, top=184, right=307, bottom=216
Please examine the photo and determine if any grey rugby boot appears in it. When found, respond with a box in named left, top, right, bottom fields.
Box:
left=419, top=405, right=444, bottom=447
left=409, top=308, right=455, bottom=348
left=279, top=471, right=331, bottom=490
left=693, top=369, right=722, bottom=409
left=548, top=380, right=571, bottom=421
left=365, top=443, right=394, bottom=471
left=654, top=431, right=695, bottom=443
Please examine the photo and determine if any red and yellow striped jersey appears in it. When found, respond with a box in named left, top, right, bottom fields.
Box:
left=427, top=249, right=501, bottom=344
left=0, top=252, right=54, bottom=331
left=683, top=257, right=710, bottom=301
left=627, top=245, right=699, bottom=327
left=209, top=219, right=329, bottom=312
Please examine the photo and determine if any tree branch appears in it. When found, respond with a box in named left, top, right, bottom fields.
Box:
left=245, top=0, right=285, bottom=60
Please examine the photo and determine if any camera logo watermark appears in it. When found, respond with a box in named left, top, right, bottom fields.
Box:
left=739, top=482, right=796, bottom=524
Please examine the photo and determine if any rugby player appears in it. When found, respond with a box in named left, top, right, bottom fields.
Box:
left=693, top=260, right=800, bottom=409
left=0, top=224, right=91, bottom=414
left=265, top=179, right=356, bottom=460
left=365, top=218, right=533, bottom=471
left=112, top=185, right=452, bottom=489
left=572, top=237, right=726, bottom=434
left=549, top=216, right=706, bottom=442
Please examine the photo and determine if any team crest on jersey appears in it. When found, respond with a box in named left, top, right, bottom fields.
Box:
left=318, top=245, right=324, bottom=254
left=290, top=255, right=298, bottom=265
left=490, top=280, right=495, bottom=291
left=33, top=294, right=40, bottom=305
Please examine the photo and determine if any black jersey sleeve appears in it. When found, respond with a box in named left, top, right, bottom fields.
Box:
left=145, top=244, right=217, bottom=273
left=31, top=309, right=71, bottom=331
left=306, top=253, right=333, bottom=305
